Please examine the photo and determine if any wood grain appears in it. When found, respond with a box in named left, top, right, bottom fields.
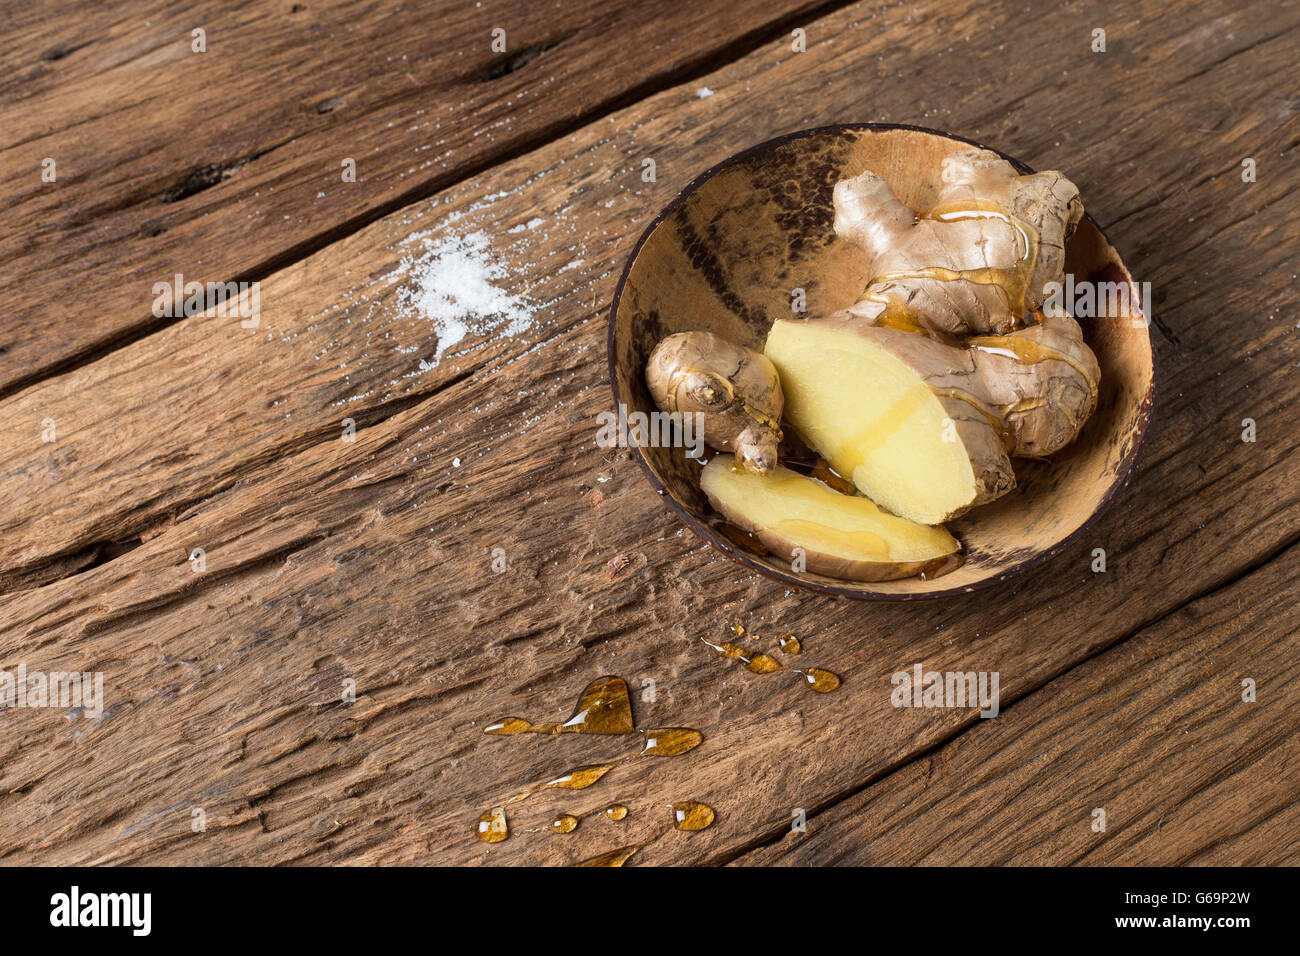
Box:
left=0, top=0, right=836, bottom=396
left=0, top=0, right=1296, bottom=865
left=735, top=543, right=1300, bottom=866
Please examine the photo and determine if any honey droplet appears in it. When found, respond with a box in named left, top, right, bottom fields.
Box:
left=554, top=675, right=636, bottom=734
left=671, top=801, right=716, bottom=831
left=777, top=633, right=802, bottom=655
left=485, top=675, right=635, bottom=737
left=799, top=668, right=841, bottom=693
left=809, top=459, right=857, bottom=496
left=576, top=844, right=643, bottom=867
left=710, top=518, right=769, bottom=555
left=476, top=807, right=509, bottom=843
left=604, top=804, right=629, bottom=821
left=729, top=623, right=746, bottom=638
left=507, top=762, right=616, bottom=805
left=640, top=727, right=704, bottom=757
left=550, top=813, right=579, bottom=833
left=701, top=636, right=784, bottom=674
left=484, top=717, right=533, bottom=735
left=917, top=550, right=965, bottom=580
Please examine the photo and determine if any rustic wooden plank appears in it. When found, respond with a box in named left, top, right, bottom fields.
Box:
left=0, top=0, right=838, bottom=396
left=733, top=544, right=1300, bottom=866
left=2, top=0, right=1295, bottom=589
left=0, top=0, right=1297, bottom=865
left=0, top=299, right=1293, bottom=864
left=0, top=286, right=1294, bottom=866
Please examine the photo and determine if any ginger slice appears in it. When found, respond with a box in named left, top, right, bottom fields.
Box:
left=700, top=456, right=960, bottom=582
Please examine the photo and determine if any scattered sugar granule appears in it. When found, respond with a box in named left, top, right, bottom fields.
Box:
left=453, top=457, right=461, bottom=467
left=391, top=230, right=535, bottom=364
left=697, top=87, right=714, bottom=98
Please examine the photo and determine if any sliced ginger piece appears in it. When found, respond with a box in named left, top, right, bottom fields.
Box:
left=766, top=316, right=1014, bottom=524
left=700, top=456, right=960, bottom=582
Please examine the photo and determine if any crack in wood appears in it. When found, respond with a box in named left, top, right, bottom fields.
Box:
left=156, top=148, right=277, bottom=205
left=480, top=38, right=569, bottom=83
left=0, top=0, right=862, bottom=402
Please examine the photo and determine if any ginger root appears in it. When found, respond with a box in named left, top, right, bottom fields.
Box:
left=765, top=147, right=1101, bottom=523
left=646, top=331, right=784, bottom=474
left=834, top=148, right=1084, bottom=337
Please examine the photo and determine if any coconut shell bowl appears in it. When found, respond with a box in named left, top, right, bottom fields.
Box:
left=607, top=124, right=1155, bottom=599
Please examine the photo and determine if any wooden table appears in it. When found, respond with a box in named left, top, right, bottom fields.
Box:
left=1, top=0, right=1296, bottom=866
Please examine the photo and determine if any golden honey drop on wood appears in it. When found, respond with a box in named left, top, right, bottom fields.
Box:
left=476, top=807, right=509, bottom=843
left=550, top=813, right=579, bottom=833
left=576, top=843, right=644, bottom=867
left=506, top=763, right=616, bottom=805
left=478, top=677, right=705, bottom=849
left=777, top=633, right=801, bottom=654
left=640, top=727, right=704, bottom=757
left=701, top=636, right=784, bottom=674
left=485, top=676, right=635, bottom=736
left=702, top=635, right=839, bottom=694
left=798, top=668, right=841, bottom=693
left=671, top=801, right=716, bottom=831
left=483, top=717, right=532, bottom=735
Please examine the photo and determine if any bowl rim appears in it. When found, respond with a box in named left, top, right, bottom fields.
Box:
left=606, top=122, right=1157, bottom=600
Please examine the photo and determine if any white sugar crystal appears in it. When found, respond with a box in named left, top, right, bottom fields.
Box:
left=391, top=231, right=534, bottom=364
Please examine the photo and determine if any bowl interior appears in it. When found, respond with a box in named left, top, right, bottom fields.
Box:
left=609, top=125, right=1154, bottom=598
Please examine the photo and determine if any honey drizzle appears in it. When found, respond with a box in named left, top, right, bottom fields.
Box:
left=700, top=636, right=840, bottom=693
left=479, top=676, right=704, bottom=843
left=808, top=459, right=857, bottom=496
left=967, top=334, right=1099, bottom=417
left=700, top=636, right=783, bottom=674
left=931, top=386, right=1017, bottom=453
left=835, top=384, right=934, bottom=481
left=913, top=200, right=1039, bottom=316
left=917, top=551, right=966, bottom=581
left=858, top=200, right=1042, bottom=343
left=708, top=514, right=770, bottom=555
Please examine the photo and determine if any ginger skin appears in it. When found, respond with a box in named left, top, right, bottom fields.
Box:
left=834, top=148, right=1085, bottom=337
left=832, top=147, right=1101, bottom=462
left=645, top=331, right=784, bottom=474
